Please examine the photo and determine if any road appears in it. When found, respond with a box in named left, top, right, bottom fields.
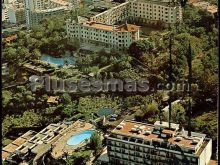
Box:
left=162, top=100, right=181, bottom=112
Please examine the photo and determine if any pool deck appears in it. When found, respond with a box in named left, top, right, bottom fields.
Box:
left=51, top=121, right=94, bottom=159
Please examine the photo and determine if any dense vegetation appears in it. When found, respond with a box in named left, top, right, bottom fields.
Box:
left=2, top=3, right=218, bottom=161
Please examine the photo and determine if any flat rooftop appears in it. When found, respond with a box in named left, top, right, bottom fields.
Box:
left=83, top=22, right=140, bottom=32
left=35, top=6, right=68, bottom=13
left=111, top=120, right=207, bottom=154
left=208, top=160, right=218, bottom=165
left=50, top=0, right=70, bottom=6
left=207, top=5, right=218, bottom=14
left=2, top=130, right=37, bottom=160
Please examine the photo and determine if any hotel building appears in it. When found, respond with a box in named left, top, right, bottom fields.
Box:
left=2, top=120, right=93, bottom=164
left=129, top=0, right=182, bottom=25
left=90, top=0, right=182, bottom=26
left=66, top=18, right=140, bottom=50
left=90, top=2, right=130, bottom=25
left=24, top=0, right=72, bottom=28
left=67, top=0, right=182, bottom=49
left=2, top=122, right=70, bottom=164
left=105, top=120, right=213, bottom=165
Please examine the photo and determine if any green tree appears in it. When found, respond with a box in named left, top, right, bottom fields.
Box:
left=61, top=93, right=72, bottom=104
left=135, top=101, right=159, bottom=122
left=2, top=90, right=12, bottom=108
left=67, top=150, right=92, bottom=165
left=163, top=103, right=186, bottom=124
left=90, top=131, right=102, bottom=155
left=2, top=47, right=17, bottom=62
left=192, top=48, right=217, bottom=104
left=128, top=40, right=154, bottom=58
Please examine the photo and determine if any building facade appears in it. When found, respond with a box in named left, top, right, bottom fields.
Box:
left=90, top=2, right=130, bottom=25
left=24, top=0, right=71, bottom=28
left=67, top=0, right=182, bottom=49
left=129, top=0, right=182, bottom=25
left=105, top=120, right=212, bottom=165
left=7, top=4, right=25, bottom=24
left=66, top=19, right=140, bottom=50
left=90, top=0, right=182, bottom=26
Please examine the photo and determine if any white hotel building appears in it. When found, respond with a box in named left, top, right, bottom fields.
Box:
left=129, top=0, right=182, bottom=25
left=102, top=120, right=213, bottom=165
left=90, top=0, right=182, bottom=25
left=66, top=19, right=140, bottom=50
left=67, top=0, right=182, bottom=49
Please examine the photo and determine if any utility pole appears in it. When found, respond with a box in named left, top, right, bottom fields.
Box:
left=168, top=34, right=172, bottom=129
left=187, top=42, right=192, bottom=137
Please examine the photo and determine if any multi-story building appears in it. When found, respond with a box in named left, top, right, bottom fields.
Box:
left=7, top=3, right=25, bottom=24
left=90, top=0, right=182, bottom=26
left=67, top=0, right=182, bottom=49
left=24, top=0, right=72, bottom=28
left=2, top=8, right=9, bottom=22
left=3, top=122, right=72, bottom=164
left=90, top=2, right=130, bottom=25
left=105, top=120, right=213, bottom=165
left=66, top=18, right=140, bottom=50
left=129, top=0, right=182, bottom=25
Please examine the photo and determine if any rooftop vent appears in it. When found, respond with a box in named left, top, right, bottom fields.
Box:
left=192, top=139, right=199, bottom=144
left=137, top=130, right=141, bottom=134
left=193, top=137, right=201, bottom=141
left=176, top=136, right=182, bottom=141
left=139, top=126, right=145, bottom=130
left=144, top=130, right=152, bottom=135
left=116, top=125, right=123, bottom=129
left=120, top=123, right=125, bottom=126
left=131, top=128, right=137, bottom=132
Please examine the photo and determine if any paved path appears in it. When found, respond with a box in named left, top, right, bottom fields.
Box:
left=162, top=100, right=181, bottom=112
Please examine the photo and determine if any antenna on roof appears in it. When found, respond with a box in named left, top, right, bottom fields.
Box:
left=187, top=42, right=192, bottom=137
left=168, top=34, right=173, bottom=129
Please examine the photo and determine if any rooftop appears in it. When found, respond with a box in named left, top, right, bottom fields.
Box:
left=50, top=0, right=70, bottom=6
left=208, top=160, right=218, bottom=165
left=191, top=1, right=218, bottom=14
left=7, top=3, right=24, bottom=10
left=2, top=130, right=37, bottom=160
left=207, top=5, right=218, bottom=14
left=35, top=6, right=68, bottom=13
left=111, top=120, right=207, bottom=155
left=47, top=96, right=59, bottom=103
left=83, top=22, right=140, bottom=32
left=3, top=34, right=18, bottom=43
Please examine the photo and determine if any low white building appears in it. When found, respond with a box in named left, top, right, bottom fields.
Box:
left=67, top=18, right=140, bottom=50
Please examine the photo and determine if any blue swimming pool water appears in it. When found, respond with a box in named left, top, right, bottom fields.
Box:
left=41, top=54, right=75, bottom=66
left=67, top=130, right=95, bottom=146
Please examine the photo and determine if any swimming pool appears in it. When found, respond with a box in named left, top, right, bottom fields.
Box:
left=67, top=129, right=95, bottom=146
left=41, top=54, right=75, bottom=66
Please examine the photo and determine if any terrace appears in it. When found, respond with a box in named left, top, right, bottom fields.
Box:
left=2, top=130, right=37, bottom=161
left=4, top=120, right=95, bottom=164
left=51, top=121, right=94, bottom=159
